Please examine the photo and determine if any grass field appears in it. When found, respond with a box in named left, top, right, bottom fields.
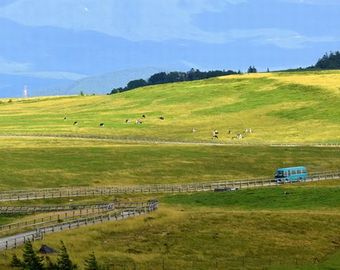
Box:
left=0, top=137, right=339, bottom=189
left=0, top=70, right=339, bottom=269
left=0, top=70, right=340, bottom=143
left=1, top=184, right=340, bottom=270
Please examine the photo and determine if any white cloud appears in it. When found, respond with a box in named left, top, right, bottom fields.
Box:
left=0, top=58, right=31, bottom=73
left=280, top=0, right=340, bottom=5
left=0, top=0, right=336, bottom=49
left=227, top=28, right=338, bottom=49
left=19, top=71, right=87, bottom=80
left=0, top=57, right=86, bottom=80
left=0, top=0, right=244, bottom=43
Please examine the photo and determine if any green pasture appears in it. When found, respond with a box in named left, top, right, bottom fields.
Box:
left=0, top=138, right=339, bottom=190
left=164, top=186, right=340, bottom=210
left=0, top=70, right=340, bottom=143
left=1, top=184, right=340, bottom=269
left=0, top=70, right=339, bottom=269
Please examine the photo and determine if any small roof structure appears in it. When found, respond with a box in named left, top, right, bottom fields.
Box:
left=39, top=244, right=55, bottom=254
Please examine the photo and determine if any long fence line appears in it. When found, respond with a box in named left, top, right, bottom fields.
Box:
left=0, top=202, right=155, bottom=233
left=0, top=201, right=152, bottom=214
left=1, top=133, right=339, bottom=148
left=0, top=200, right=159, bottom=250
left=0, top=171, right=339, bottom=202
left=0, top=207, right=112, bottom=233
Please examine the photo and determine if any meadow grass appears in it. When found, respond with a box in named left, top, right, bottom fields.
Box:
left=1, top=202, right=340, bottom=269
left=0, top=71, right=339, bottom=269
left=0, top=183, right=339, bottom=269
left=0, top=138, right=339, bottom=190
left=163, top=186, right=340, bottom=210
left=0, top=71, right=340, bottom=143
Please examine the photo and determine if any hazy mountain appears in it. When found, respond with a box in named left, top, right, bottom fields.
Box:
left=0, top=74, right=72, bottom=98
left=66, top=67, right=162, bottom=95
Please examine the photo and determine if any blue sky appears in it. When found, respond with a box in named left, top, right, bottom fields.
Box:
left=0, top=0, right=339, bottom=96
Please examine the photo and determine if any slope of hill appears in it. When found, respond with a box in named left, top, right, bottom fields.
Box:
left=0, top=70, right=339, bottom=144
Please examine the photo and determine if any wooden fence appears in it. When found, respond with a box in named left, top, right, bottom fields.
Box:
left=0, top=171, right=339, bottom=202
left=0, top=200, right=159, bottom=250
left=1, top=133, right=339, bottom=148
left=0, top=201, right=152, bottom=214
left=0, top=208, right=111, bottom=233
left=0, top=201, right=156, bottom=233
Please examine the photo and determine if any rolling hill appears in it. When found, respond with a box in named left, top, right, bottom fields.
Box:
left=0, top=70, right=339, bottom=144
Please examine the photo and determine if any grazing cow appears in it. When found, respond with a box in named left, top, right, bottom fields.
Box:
left=212, top=130, right=219, bottom=139
left=142, top=114, right=146, bottom=118
left=192, top=128, right=197, bottom=133
left=228, top=130, right=232, bottom=134
left=136, top=119, right=143, bottom=124
left=159, top=116, right=165, bottom=120
left=99, top=123, right=104, bottom=127
left=64, top=116, right=67, bottom=120
left=125, top=119, right=130, bottom=124
left=73, top=121, right=78, bottom=126
left=236, top=133, right=243, bottom=139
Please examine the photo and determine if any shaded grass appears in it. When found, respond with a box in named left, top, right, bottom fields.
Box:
left=1, top=206, right=340, bottom=270
left=163, top=186, right=340, bottom=210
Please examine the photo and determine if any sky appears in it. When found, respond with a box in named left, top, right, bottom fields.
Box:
left=0, top=0, right=339, bottom=97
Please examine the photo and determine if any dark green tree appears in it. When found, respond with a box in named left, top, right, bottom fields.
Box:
left=22, top=240, right=44, bottom=270
left=55, top=241, right=77, bottom=270
left=10, top=254, right=23, bottom=268
left=45, top=256, right=57, bottom=270
left=247, top=66, right=257, bottom=73
left=315, top=51, right=340, bottom=69
left=126, top=79, right=147, bottom=90
left=84, top=252, right=100, bottom=270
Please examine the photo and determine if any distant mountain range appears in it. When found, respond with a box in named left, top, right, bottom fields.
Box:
left=65, top=67, right=162, bottom=96
left=0, top=67, right=162, bottom=98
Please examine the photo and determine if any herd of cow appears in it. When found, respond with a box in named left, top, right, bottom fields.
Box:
left=64, top=115, right=252, bottom=140
left=64, top=114, right=165, bottom=128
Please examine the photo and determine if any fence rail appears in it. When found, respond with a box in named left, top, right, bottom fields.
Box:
left=1, top=133, right=339, bottom=148
left=0, top=208, right=111, bottom=233
left=0, top=201, right=153, bottom=235
left=0, top=200, right=159, bottom=250
left=0, top=201, right=152, bottom=214
left=0, top=171, right=339, bottom=202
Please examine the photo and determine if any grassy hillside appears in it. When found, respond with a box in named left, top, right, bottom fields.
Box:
left=1, top=183, right=339, bottom=270
left=0, top=137, right=339, bottom=190
left=0, top=70, right=340, bottom=143
left=0, top=70, right=339, bottom=270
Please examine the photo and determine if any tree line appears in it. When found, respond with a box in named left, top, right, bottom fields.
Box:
left=109, top=68, right=240, bottom=94
left=10, top=240, right=104, bottom=270
left=281, top=51, right=340, bottom=72
left=314, top=51, right=340, bottom=70
left=108, top=50, right=340, bottom=95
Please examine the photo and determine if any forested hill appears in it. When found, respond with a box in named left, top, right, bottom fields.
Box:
left=314, top=51, right=340, bottom=70
left=110, top=69, right=238, bottom=94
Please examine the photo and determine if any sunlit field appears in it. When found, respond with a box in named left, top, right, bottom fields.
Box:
left=0, top=137, right=339, bottom=190
left=0, top=71, right=339, bottom=270
left=0, top=70, right=340, bottom=144
left=0, top=182, right=340, bottom=270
